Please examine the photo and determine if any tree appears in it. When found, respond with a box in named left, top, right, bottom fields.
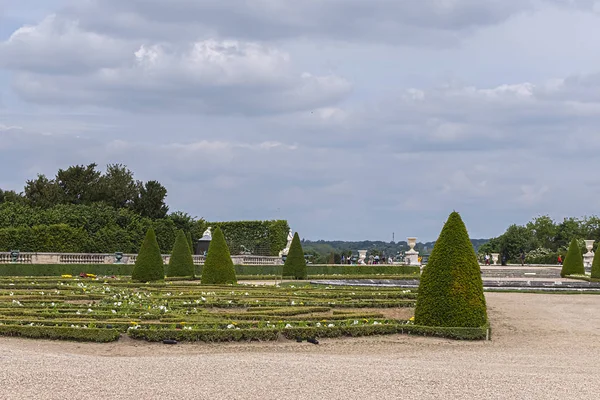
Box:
left=24, top=174, right=62, bottom=209
left=167, top=230, right=195, bottom=278
left=97, top=164, right=138, bottom=209
left=561, top=238, right=585, bottom=277
left=55, top=163, right=102, bottom=205
left=414, top=211, right=487, bottom=328
left=0, top=189, right=26, bottom=205
left=283, top=232, right=307, bottom=279
left=131, top=228, right=165, bottom=282
left=201, top=227, right=236, bottom=285
left=497, top=224, right=535, bottom=263
left=526, top=215, right=557, bottom=250
left=133, top=180, right=169, bottom=219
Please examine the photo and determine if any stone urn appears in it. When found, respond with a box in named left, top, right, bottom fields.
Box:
left=405, top=237, right=420, bottom=265
left=358, top=250, right=367, bottom=265
left=584, top=240, right=595, bottom=271
left=491, top=253, right=500, bottom=265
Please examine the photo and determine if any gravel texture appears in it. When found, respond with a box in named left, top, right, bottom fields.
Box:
left=1, top=292, right=599, bottom=399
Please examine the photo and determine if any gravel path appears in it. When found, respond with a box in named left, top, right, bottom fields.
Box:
left=1, top=293, right=599, bottom=399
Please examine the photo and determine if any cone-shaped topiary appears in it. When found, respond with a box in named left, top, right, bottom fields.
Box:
left=132, top=228, right=165, bottom=282
left=201, top=227, right=237, bottom=284
left=283, top=232, right=307, bottom=279
left=186, top=231, right=193, bottom=253
left=167, top=230, right=195, bottom=278
left=561, top=238, right=585, bottom=277
left=591, top=247, right=600, bottom=279
left=414, top=212, right=487, bottom=328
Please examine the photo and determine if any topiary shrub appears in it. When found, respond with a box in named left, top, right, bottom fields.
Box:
left=186, top=231, right=193, bottom=253
left=201, top=227, right=237, bottom=285
left=167, top=230, right=195, bottom=278
left=592, top=249, right=600, bottom=279
left=283, top=232, right=307, bottom=279
left=561, top=238, right=585, bottom=277
left=414, top=211, right=487, bottom=328
left=131, top=228, right=164, bottom=282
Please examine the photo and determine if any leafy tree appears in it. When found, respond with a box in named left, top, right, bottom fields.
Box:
left=133, top=180, right=169, bottom=219
left=201, top=227, right=236, bottom=284
left=55, top=163, right=102, bottom=205
left=525, top=215, right=557, bottom=250
left=415, top=212, right=487, bottom=328
left=554, top=218, right=584, bottom=251
left=167, top=230, right=195, bottom=278
left=0, top=189, right=26, bottom=205
left=497, top=224, right=535, bottom=263
left=97, top=164, right=138, bottom=209
left=24, top=174, right=63, bottom=209
left=132, top=228, right=164, bottom=282
left=561, top=238, right=585, bottom=277
left=283, top=232, right=307, bottom=279
left=169, top=211, right=196, bottom=233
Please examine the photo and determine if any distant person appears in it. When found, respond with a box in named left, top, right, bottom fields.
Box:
left=558, top=255, right=563, bottom=265
left=520, top=252, right=525, bottom=266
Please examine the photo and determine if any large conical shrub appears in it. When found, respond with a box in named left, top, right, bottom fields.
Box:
left=186, top=231, right=194, bottom=253
left=283, top=232, right=307, bottom=279
left=201, top=227, right=237, bottom=285
left=561, top=238, right=585, bottom=277
left=591, top=247, right=600, bottom=279
left=414, top=212, right=487, bottom=328
left=132, top=228, right=164, bottom=282
left=167, top=230, right=195, bottom=278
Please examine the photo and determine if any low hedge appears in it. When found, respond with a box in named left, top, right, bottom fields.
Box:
left=128, top=323, right=489, bottom=342
left=0, top=324, right=121, bottom=342
left=0, top=264, right=420, bottom=278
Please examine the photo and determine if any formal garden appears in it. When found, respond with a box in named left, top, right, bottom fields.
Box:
left=0, top=212, right=491, bottom=344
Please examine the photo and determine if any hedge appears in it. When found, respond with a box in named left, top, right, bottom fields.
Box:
left=207, top=220, right=289, bottom=256
left=131, top=228, right=165, bottom=282
left=283, top=233, right=307, bottom=279
left=592, top=249, right=600, bottom=279
left=561, top=238, right=585, bottom=277
left=166, top=230, right=195, bottom=278
left=201, top=227, right=237, bottom=284
left=0, top=325, right=121, bottom=342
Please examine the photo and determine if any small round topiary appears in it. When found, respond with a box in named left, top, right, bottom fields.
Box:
left=201, top=227, right=237, bottom=285
left=414, top=211, right=487, bottom=328
left=282, top=232, right=307, bottom=280
left=561, top=238, right=585, bottom=277
left=167, top=230, right=195, bottom=278
left=132, top=228, right=165, bottom=282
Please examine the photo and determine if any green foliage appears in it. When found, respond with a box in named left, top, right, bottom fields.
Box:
left=131, top=228, right=165, bottom=282
left=0, top=224, right=88, bottom=252
left=133, top=180, right=169, bottom=219
left=283, top=232, right=307, bottom=279
left=201, top=227, right=237, bottom=284
left=0, top=325, right=120, bottom=342
left=561, top=238, right=585, bottom=277
left=0, top=264, right=134, bottom=276
left=592, top=249, right=600, bottom=279
left=167, top=230, right=195, bottom=278
left=210, top=220, right=290, bottom=256
left=415, top=212, right=487, bottom=328
left=186, top=231, right=193, bottom=252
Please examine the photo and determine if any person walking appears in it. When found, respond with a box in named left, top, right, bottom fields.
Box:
left=558, top=254, right=563, bottom=265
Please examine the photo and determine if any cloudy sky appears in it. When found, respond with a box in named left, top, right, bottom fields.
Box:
left=2, top=1, right=600, bottom=241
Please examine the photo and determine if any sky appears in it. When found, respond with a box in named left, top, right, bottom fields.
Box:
left=2, top=1, right=600, bottom=242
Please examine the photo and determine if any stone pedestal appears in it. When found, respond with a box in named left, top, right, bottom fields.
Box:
left=584, top=240, right=595, bottom=272
left=491, top=253, right=500, bottom=265
left=405, top=237, right=420, bottom=266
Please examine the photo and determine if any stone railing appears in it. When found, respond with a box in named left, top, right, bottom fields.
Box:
left=0, top=252, right=283, bottom=266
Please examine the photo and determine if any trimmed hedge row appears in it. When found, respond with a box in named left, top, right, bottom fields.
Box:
left=0, top=264, right=420, bottom=277
left=0, top=324, right=121, bottom=342
left=128, top=323, right=489, bottom=342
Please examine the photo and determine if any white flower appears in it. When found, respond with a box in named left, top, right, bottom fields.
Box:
left=285, top=324, right=293, bottom=329
left=227, top=324, right=236, bottom=329
left=316, top=323, right=321, bottom=327
left=112, top=310, right=117, bottom=314
left=353, top=320, right=359, bottom=325
left=87, top=308, right=93, bottom=313
left=373, top=321, right=381, bottom=325
left=328, top=324, right=335, bottom=328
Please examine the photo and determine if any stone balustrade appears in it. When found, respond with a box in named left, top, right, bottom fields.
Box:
left=0, top=252, right=282, bottom=265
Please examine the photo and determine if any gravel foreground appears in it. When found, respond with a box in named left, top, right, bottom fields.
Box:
left=1, top=292, right=599, bottom=400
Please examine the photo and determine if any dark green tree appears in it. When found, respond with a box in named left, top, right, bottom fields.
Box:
left=186, top=231, right=194, bottom=253
left=131, top=228, right=165, bottom=282
left=415, top=211, right=487, bottom=328
left=24, top=174, right=63, bottom=209
left=97, top=164, right=138, bottom=209
left=55, top=163, right=102, bottom=205
left=0, top=189, right=26, bottom=204
left=167, top=230, right=195, bottom=278
left=201, top=227, right=236, bottom=284
left=283, top=232, right=307, bottom=279
left=561, top=238, right=585, bottom=277
left=133, top=180, right=169, bottom=219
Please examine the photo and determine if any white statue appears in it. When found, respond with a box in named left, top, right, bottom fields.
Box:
left=279, top=229, right=294, bottom=257
left=201, top=227, right=212, bottom=240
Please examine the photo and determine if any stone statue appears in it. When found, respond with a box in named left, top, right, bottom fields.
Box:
left=279, top=229, right=294, bottom=257
left=201, top=227, right=212, bottom=240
